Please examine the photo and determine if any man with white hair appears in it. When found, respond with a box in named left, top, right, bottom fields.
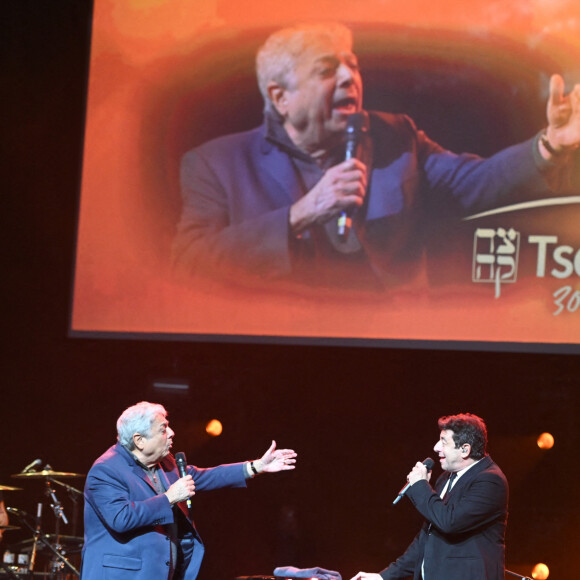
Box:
left=81, top=401, right=297, bottom=579
left=173, top=22, right=580, bottom=290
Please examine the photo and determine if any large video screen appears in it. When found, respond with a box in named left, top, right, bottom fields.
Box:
left=71, top=0, right=580, bottom=351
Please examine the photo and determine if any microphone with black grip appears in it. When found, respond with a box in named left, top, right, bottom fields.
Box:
left=337, top=111, right=369, bottom=243
left=392, top=457, right=435, bottom=505
left=175, top=451, right=192, bottom=509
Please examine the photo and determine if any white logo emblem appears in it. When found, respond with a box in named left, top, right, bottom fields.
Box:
left=472, top=227, right=520, bottom=298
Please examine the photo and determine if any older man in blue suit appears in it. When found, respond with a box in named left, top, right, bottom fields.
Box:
left=173, top=22, right=580, bottom=291
left=81, top=401, right=297, bottom=579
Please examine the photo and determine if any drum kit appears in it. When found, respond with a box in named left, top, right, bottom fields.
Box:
left=1, top=466, right=84, bottom=579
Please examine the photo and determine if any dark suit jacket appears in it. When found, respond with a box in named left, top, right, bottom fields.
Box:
left=380, top=455, right=508, bottom=580
left=81, top=443, right=247, bottom=580
left=173, top=111, right=553, bottom=289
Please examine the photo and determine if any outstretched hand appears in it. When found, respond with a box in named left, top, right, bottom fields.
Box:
left=546, top=74, right=580, bottom=152
left=350, top=572, right=382, bottom=580
left=257, top=440, right=297, bottom=473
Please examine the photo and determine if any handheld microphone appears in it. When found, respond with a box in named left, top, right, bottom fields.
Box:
left=338, top=111, right=369, bottom=243
left=392, top=457, right=435, bottom=505
left=175, top=452, right=191, bottom=509
left=21, top=459, right=42, bottom=474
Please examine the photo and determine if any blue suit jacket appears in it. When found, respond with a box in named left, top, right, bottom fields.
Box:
left=81, top=443, right=247, bottom=579
left=173, top=112, right=553, bottom=289
left=380, top=455, right=508, bottom=580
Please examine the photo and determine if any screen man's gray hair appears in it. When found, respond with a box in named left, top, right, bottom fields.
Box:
left=256, top=22, right=353, bottom=113
left=117, top=401, right=167, bottom=450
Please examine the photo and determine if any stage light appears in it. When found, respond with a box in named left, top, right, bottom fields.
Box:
left=536, top=432, right=554, bottom=449
left=205, top=419, right=223, bottom=437
left=151, top=378, right=189, bottom=395
left=531, top=562, right=549, bottom=579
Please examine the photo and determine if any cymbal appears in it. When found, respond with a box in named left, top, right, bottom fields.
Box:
left=12, top=534, right=84, bottom=553
left=0, top=484, right=22, bottom=491
left=0, top=525, right=20, bottom=531
left=11, top=470, right=84, bottom=479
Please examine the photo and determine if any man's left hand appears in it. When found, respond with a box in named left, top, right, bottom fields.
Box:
left=545, top=74, right=580, bottom=154
left=255, top=440, right=297, bottom=473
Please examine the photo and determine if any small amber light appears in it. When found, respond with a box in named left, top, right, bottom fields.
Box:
left=205, top=419, right=223, bottom=437
left=536, top=433, right=554, bottom=450
left=531, top=562, right=549, bottom=579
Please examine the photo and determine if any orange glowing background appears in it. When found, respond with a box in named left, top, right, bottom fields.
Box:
left=71, top=0, right=580, bottom=347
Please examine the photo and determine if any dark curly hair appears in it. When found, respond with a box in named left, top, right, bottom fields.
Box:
left=438, top=413, right=487, bottom=460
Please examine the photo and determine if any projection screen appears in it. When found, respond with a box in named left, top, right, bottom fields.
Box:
left=71, top=0, right=580, bottom=352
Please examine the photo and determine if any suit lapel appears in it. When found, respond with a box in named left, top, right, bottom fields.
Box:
left=117, top=444, right=158, bottom=494
left=445, top=456, right=492, bottom=501
left=258, top=140, right=307, bottom=205
left=131, top=463, right=157, bottom=492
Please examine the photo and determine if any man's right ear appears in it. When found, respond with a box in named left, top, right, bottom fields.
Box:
left=132, top=432, right=144, bottom=451
left=267, top=82, right=288, bottom=116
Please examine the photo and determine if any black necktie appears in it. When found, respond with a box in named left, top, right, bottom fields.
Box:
left=443, top=472, right=457, bottom=503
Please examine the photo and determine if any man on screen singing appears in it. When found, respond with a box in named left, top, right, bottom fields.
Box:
left=172, top=22, right=580, bottom=290
left=350, top=413, right=508, bottom=580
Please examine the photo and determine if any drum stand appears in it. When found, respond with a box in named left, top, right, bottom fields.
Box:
left=10, top=478, right=81, bottom=578
left=43, top=477, right=80, bottom=579
left=0, top=561, right=20, bottom=580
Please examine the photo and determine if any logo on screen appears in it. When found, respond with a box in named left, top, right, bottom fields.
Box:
left=472, top=227, right=520, bottom=298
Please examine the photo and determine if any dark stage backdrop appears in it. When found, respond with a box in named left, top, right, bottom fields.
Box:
left=3, top=2, right=580, bottom=580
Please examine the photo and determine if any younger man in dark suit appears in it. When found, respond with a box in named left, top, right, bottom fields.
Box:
left=351, top=413, right=508, bottom=580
